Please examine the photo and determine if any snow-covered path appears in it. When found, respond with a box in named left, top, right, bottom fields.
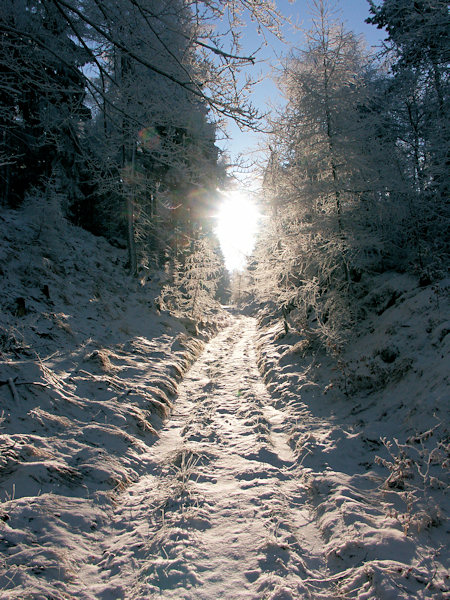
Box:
left=81, top=315, right=326, bottom=600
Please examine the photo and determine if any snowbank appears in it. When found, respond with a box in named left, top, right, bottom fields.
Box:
left=0, top=201, right=226, bottom=597
left=255, top=272, right=449, bottom=598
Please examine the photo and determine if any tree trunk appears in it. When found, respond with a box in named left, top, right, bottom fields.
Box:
left=126, top=145, right=138, bottom=277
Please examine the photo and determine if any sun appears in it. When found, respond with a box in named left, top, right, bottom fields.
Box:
left=215, top=190, right=260, bottom=272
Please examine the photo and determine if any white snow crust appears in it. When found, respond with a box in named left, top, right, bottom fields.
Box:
left=0, top=203, right=448, bottom=599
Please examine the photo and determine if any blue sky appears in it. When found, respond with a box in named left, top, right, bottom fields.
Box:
left=219, top=0, right=386, bottom=173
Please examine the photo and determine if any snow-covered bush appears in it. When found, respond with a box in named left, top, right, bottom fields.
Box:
left=376, top=426, right=449, bottom=535
left=158, top=234, right=223, bottom=321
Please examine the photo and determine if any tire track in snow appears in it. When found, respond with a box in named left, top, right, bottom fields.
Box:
left=78, top=315, right=327, bottom=600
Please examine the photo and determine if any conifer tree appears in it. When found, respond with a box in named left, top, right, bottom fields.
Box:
left=254, top=0, right=397, bottom=349
left=0, top=0, right=90, bottom=206
left=367, top=0, right=449, bottom=269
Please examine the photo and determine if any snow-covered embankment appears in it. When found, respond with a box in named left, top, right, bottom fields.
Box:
left=256, top=272, right=449, bottom=598
left=0, top=202, right=225, bottom=598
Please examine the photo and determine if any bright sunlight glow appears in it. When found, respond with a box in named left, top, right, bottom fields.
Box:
left=215, top=191, right=260, bottom=273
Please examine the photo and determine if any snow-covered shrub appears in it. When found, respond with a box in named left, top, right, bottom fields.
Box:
left=375, top=426, right=449, bottom=535
left=0, top=326, right=26, bottom=357
left=333, top=352, right=414, bottom=397
left=158, top=235, right=223, bottom=321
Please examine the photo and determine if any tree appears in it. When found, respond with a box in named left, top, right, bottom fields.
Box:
left=73, top=0, right=284, bottom=274
left=367, top=0, right=448, bottom=116
left=253, top=0, right=403, bottom=350
left=367, top=0, right=449, bottom=268
left=257, top=2, right=371, bottom=344
left=158, top=232, right=223, bottom=319
left=0, top=0, right=91, bottom=206
left=44, top=0, right=284, bottom=130
left=1, top=0, right=285, bottom=277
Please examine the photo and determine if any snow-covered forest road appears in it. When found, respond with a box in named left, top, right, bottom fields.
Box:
left=1, top=205, right=447, bottom=600
left=80, top=315, right=326, bottom=599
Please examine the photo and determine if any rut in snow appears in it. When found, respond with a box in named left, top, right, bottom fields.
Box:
left=81, top=315, right=327, bottom=600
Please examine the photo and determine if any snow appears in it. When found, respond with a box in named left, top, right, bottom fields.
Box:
left=256, top=273, right=450, bottom=598
left=0, top=201, right=223, bottom=598
left=0, top=202, right=449, bottom=598
left=72, top=316, right=327, bottom=599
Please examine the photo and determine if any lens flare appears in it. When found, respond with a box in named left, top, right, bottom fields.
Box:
left=215, top=191, right=260, bottom=272
left=138, top=126, right=160, bottom=150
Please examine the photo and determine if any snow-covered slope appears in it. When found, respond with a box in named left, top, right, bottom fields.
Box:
left=0, top=201, right=225, bottom=597
left=256, top=272, right=449, bottom=598
left=0, top=200, right=448, bottom=599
